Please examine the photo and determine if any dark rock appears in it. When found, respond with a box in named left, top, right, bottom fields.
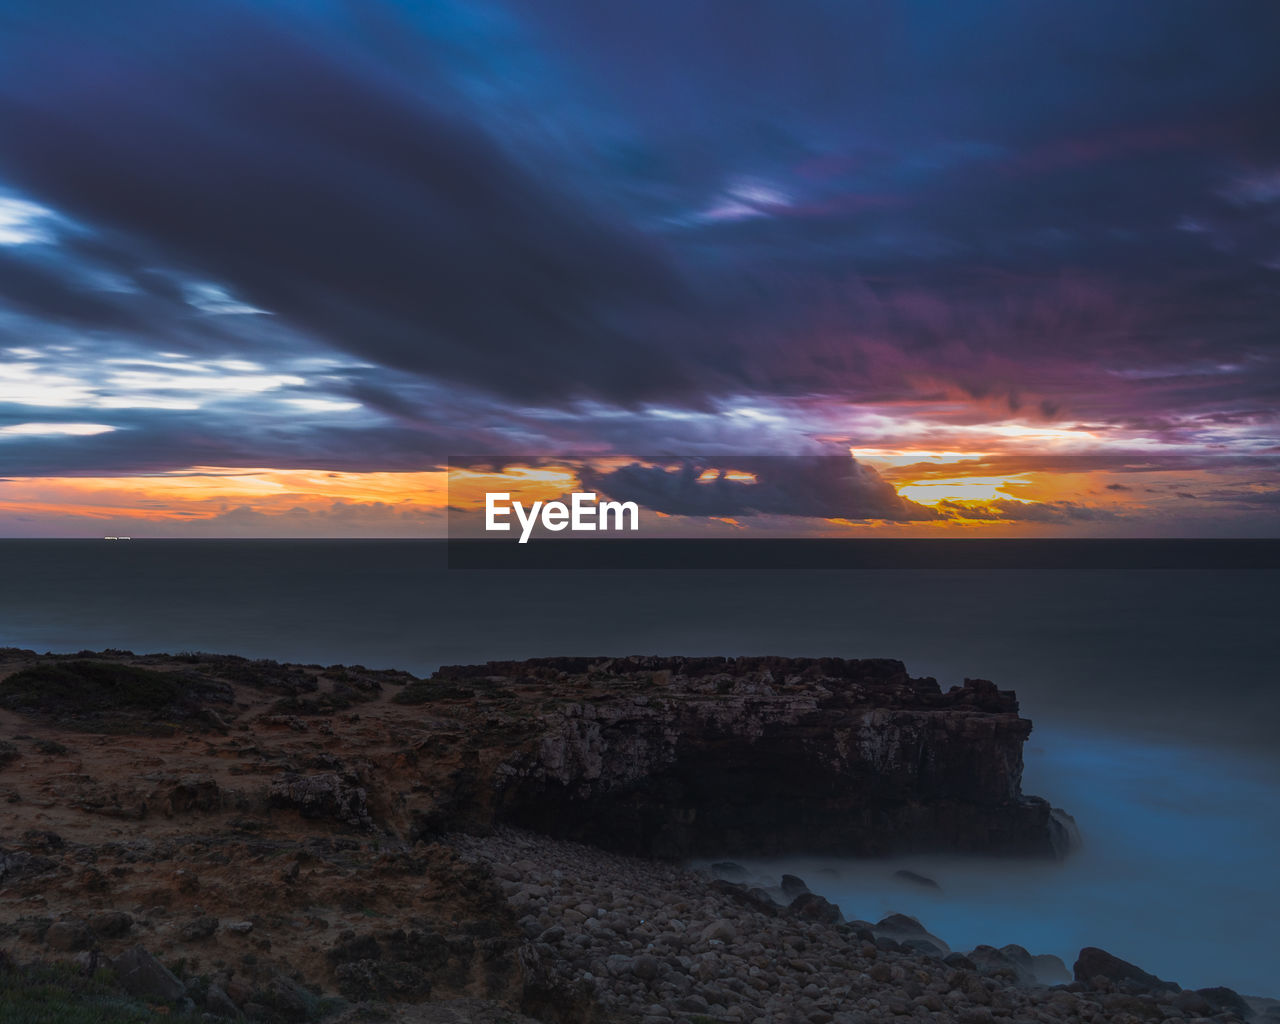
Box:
left=46, top=918, right=93, bottom=952
left=452, top=656, right=1074, bottom=859
left=1073, top=946, right=1178, bottom=993
left=268, top=772, right=373, bottom=830
left=944, top=952, right=977, bottom=971
left=260, top=973, right=317, bottom=1022
left=875, top=913, right=950, bottom=955
left=164, top=775, right=224, bottom=814
left=969, top=944, right=1030, bottom=984
left=893, top=868, right=940, bottom=889
left=633, top=954, right=660, bottom=981
left=902, top=938, right=944, bottom=956
left=380, top=927, right=450, bottom=971
left=787, top=891, right=842, bottom=924
left=334, top=958, right=431, bottom=1001
left=180, top=915, right=220, bottom=941
left=113, top=945, right=186, bottom=1002
left=1172, top=990, right=1215, bottom=1016
left=21, top=829, right=64, bottom=850
left=326, top=932, right=382, bottom=965
left=1196, top=986, right=1252, bottom=1019
left=0, top=848, right=57, bottom=884
left=708, top=879, right=779, bottom=917
left=205, top=983, right=241, bottom=1018
left=998, top=944, right=1038, bottom=986
left=0, top=740, right=20, bottom=766
left=90, top=910, right=134, bottom=938
left=780, top=873, right=809, bottom=897
left=876, top=912, right=927, bottom=935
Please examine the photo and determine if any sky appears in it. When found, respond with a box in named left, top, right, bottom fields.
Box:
left=0, top=0, right=1278, bottom=536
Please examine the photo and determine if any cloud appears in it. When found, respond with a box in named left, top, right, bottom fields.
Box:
left=0, top=2, right=714, bottom=407
left=578, top=456, right=939, bottom=522
left=934, top=498, right=1119, bottom=523
left=0, top=0, right=1279, bottom=503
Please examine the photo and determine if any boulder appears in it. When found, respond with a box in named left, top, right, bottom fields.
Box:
left=0, top=848, right=58, bottom=884
left=268, top=772, right=373, bottom=830
left=1196, top=986, right=1253, bottom=1019
left=204, top=983, right=241, bottom=1018
left=113, top=946, right=186, bottom=1002
left=787, top=891, right=843, bottom=924
left=260, top=973, right=318, bottom=1022
left=1073, top=946, right=1178, bottom=993
left=45, top=919, right=92, bottom=952
left=875, top=913, right=950, bottom=955
left=700, top=919, right=737, bottom=944
left=89, top=910, right=134, bottom=938
left=969, top=944, right=1032, bottom=985
left=180, top=915, right=219, bottom=941
left=708, top=879, right=778, bottom=917
left=780, top=874, right=809, bottom=897
left=164, top=774, right=224, bottom=814
left=1172, top=990, right=1215, bottom=1016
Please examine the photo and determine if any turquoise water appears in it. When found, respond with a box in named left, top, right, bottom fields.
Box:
left=737, top=725, right=1280, bottom=995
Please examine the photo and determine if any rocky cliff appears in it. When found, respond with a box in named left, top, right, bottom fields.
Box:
left=0, top=650, right=1072, bottom=861
left=10, top=649, right=1267, bottom=1024
left=403, top=655, right=1075, bottom=859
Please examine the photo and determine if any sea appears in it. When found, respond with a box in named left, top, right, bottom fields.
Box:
left=1, top=539, right=1277, bottom=995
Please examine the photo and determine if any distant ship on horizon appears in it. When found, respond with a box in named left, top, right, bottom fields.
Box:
left=103, top=536, right=133, bottom=541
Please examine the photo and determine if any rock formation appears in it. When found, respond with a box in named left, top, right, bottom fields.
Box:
left=0, top=648, right=1268, bottom=1024
left=407, top=656, right=1075, bottom=859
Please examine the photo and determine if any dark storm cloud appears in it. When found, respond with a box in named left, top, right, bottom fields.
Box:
left=578, top=457, right=939, bottom=522
left=0, top=1, right=714, bottom=407
left=1, top=0, right=1279, bottom=479
left=0, top=407, right=453, bottom=476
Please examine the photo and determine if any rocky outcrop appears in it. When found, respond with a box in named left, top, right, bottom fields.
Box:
left=268, top=772, right=374, bottom=830
left=415, top=656, right=1074, bottom=859
left=1073, top=946, right=1179, bottom=992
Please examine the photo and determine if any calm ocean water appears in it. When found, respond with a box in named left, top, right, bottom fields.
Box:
left=1, top=540, right=1277, bottom=992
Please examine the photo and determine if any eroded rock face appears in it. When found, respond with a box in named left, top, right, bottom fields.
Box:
left=421, top=656, right=1074, bottom=859
left=268, top=772, right=373, bottom=830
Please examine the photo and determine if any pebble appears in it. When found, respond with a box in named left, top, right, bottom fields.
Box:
left=451, top=828, right=1246, bottom=1024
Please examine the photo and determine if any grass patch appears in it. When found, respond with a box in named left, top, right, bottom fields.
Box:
left=391, top=681, right=476, bottom=705
left=0, top=661, right=227, bottom=733
left=0, top=662, right=187, bottom=713
left=0, top=960, right=202, bottom=1024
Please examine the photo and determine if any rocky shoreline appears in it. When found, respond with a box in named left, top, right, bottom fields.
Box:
left=454, top=826, right=1275, bottom=1024
left=0, top=649, right=1273, bottom=1022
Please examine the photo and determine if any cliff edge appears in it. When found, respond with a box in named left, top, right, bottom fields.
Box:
left=401, top=655, right=1075, bottom=859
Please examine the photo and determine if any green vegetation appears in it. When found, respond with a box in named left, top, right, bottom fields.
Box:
left=0, top=661, right=189, bottom=714
left=0, top=961, right=201, bottom=1024
left=391, top=681, right=477, bottom=704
